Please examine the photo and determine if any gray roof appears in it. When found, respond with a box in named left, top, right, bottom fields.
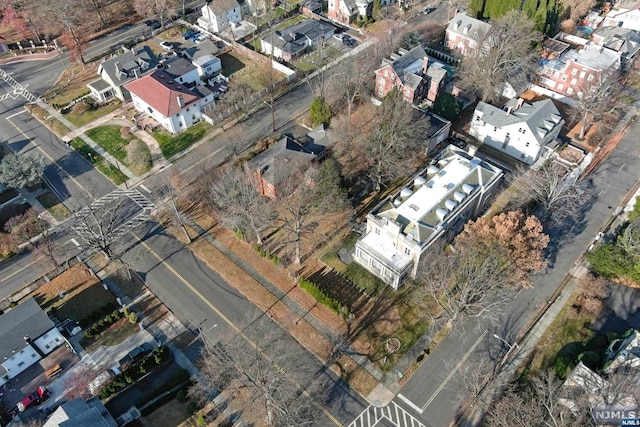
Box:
left=44, top=397, right=116, bottom=427
left=206, top=0, right=240, bottom=16
left=564, top=44, right=620, bottom=71
left=593, top=26, right=640, bottom=57
left=0, top=298, right=54, bottom=362
left=475, top=98, right=564, bottom=145
left=247, top=136, right=318, bottom=185
left=162, top=57, right=197, bottom=80
left=378, top=45, right=429, bottom=89
left=98, top=46, right=158, bottom=87
left=192, top=84, right=213, bottom=98
left=262, top=20, right=335, bottom=55
left=87, top=78, right=111, bottom=92
left=184, top=40, right=222, bottom=63
left=426, top=65, right=447, bottom=85
left=446, top=12, right=491, bottom=41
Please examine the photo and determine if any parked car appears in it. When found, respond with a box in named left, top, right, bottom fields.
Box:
left=159, top=41, right=173, bottom=50
left=332, top=33, right=344, bottom=41
left=342, top=36, right=355, bottom=47
left=88, top=367, right=120, bottom=396
left=183, top=30, right=197, bottom=40
left=145, top=20, right=161, bottom=29
left=423, top=7, right=436, bottom=14
left=17, top=393, right=38, bottom=412
left=187, top=32, right=201, bottom=42
left=194, top=34, right=208, bottom=43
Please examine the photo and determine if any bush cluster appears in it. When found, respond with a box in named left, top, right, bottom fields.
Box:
left=82, top=303, right=119, bottom=331
left=98, top=346, right=172, bottom=400
left=254, top=245, right=281, bottom=265
left=298, top=277, right=348, bottom=316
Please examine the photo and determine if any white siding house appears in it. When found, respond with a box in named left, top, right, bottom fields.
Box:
left=469, top=98, right=564, bottom=166
left=353, top=147, right=503, bottom=289
left=125, top=70, right=215, bottom=134
left=199, top=0, right=242, bottom=33
left=0, top=298, right=66, bottom=386
left=184, top=40, right=223, bottom=78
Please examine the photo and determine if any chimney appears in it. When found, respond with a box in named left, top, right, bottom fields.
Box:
left=133, top=68, right=139, bottom=79
left=516, top=98, right=524, bottom=109
left=114, top=61, right=120, bottom=75
left=506, top=106, right=512, bottom=116
left=24, top=336, right=46, bottom=358
left=177, top=95, right=185, bottom=108
left=422, top=56, right=429, bottom=74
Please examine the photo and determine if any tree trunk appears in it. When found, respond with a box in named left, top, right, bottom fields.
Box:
left=579, top=112, right=589, bottom=140
left=180, top=224, right=192, bottom=243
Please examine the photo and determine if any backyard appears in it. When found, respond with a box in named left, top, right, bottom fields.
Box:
left=86, top=125, right=152, bottom=175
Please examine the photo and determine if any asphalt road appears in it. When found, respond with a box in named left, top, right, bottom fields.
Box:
left=393, top=115, right=640, bottom=427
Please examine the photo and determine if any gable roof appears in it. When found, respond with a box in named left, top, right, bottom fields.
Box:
left=43, top=397, right=116, bottom=427
left=247, top=136, right=318, bottom=185
left=446, top=12, right=491, bottom=41
left=0, top=298, right=54, bottom=363
left=205, top=0, right=241, bottom=15
left=474, top=99, right=564, bottom=145
left=162, top=57, right=197, bottom=80
left=377, top=45, right=430, bottom=89
left=124, top=70, right=202, bottom=117
left=262, top=19, right=335, bottom=55
left=184, top=40, right=222, bottom=62
left=98, top=46, right=158, bottom=87
left=593, top=26, right=640, bottom=57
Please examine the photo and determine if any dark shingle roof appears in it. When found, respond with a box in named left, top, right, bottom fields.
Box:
left=98, top=46, right=158, bottom=87
left=247, top=136, right=318, bottom=185
left=262, top=20, right=335, bottom=55
left=162, top=57, right=197, bottom=80
left=0, top=298, right=54, bottom=362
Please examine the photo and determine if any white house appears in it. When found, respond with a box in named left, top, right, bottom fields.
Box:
left=87, top=46, right=159, bottom=102
left=261, top=19, right=335, bottom=61
left=161, top=56, right=201, bottom=86
left=602, top=0, right=640, bottom=31
left=183, top=40, right=223, bottom=78
left=198, top=0, right=242, bottom=33
left=125, top=70, right=215, bottom=134
left=43, top=397, right=116, bottom=427
left=353, top=147, right=503, bottom=289
left=0, top=298, right=66, bottom=387
left=469, top=98, right=564, bottom=166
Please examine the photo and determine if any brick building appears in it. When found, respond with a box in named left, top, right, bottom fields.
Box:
left=444, top=12, right=491, bottom=57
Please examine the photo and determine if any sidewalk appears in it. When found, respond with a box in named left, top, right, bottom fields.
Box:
left=36, top=100, right=136, bottom=181
left=183, top=218, right=391, bottom=402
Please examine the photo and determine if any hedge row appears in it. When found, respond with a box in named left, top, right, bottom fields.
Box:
left=298, top=277, right=347, bottom=316
left=254, top=244, right=281, bottom=265
left=79, top=302, right=118, bottom=328
left=98, top=346, right=172, bottom=400
left=84, top=307, right=136, bottom=338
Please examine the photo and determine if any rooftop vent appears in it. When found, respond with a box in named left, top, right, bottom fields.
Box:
left=453, top=191, right=466, bottom=202
left=445, top=199, right=458, bottom=210
left=444, top=183, right=454, bottom=190
left=436, top=208, right=448, bottom=221
left=409, top=204, right=419, bottom=211
left=400, top=187, right=414, bottom=199
left=414, top=176, right=427, bottom=187
left=462, top=183, right=475, bottom=194
left=427, top=165, right=440, bottom=175
left=392, top=198, right=402, bottom=207
left=438, top=169, right=446, bottom=177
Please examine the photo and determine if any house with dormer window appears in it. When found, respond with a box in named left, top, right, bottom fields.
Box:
left=353, top=147, right=503, bottom=289
left=260, top=19, right=335, bottom=61
left=87, top=46, right=158, bottom=102
left=469, top=98, right=564, bottom=165
left=445, top=12, right=491, bottom=57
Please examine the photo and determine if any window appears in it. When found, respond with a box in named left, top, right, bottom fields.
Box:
left=17, top=361, right=24, bottom=367
left=571, top=78, right=577, bottom=86
left=374, top=228, right=380, bottom=235
left=561, top=75, right=567, bottom=81
left=577, top=91, right=583, bottom=98
left=545, top=68, right=552, bottom=76
left=579, top=71, right=586, bottom=78
left=404, top=247, right=410, bottom=255
left=525, top=142, right=530, bottom=147
left=567, top=87, right=574, bottom=95
left=557, top=84, right=564, bottom=91
left=587, top=74, right=594, bottom=82
left=571, top=68, right=577, bottom=75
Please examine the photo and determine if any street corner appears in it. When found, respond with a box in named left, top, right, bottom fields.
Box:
left=366, top=382, right=396, bottom=407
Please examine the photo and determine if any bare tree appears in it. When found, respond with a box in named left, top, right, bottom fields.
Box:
left=510, top=163, right=593, bottom=226
left=133, top=0, right=177, bottom=27
left=570, top=70, right=622, bottom=141
left=445, top=0, right=470, bottom=19
left=208, top=166, right=276, bottom=245
left=189, top=325, right=322, bottom=426
left=560, top=0, right=597, bottom=25
left=257, top=59, right=281, bottom=133
left=45, top=0, right=93, bottom=64
left=303, top=45, right=334, bottom=100
left=359, top=88, right=432, bottom=190
left=328, top=56, right=373, bottom=130
left=458, top=10, right=541, bottom=102
left=277, top=173, right=318, bottom=265
left=159, top=172, right=192, bottom=243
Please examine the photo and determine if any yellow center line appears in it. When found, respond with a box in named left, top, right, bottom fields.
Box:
left=421, top=329, right=488, bottom=411
left=7, top=115, right=91, bottom=198
left=1, top=258, right=40, bottom=281
left=133, top=232, right=343, bottom=426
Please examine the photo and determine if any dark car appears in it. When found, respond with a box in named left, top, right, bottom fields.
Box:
left=145, top=20, right=161, bottom=29
left=423, top=7, right=436, bottom=14
left=183, top=30, right=197, bottom=40
left=342, top=36, right=355, bottom=47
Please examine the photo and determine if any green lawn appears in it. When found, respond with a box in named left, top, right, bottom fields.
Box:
left=152, top=121, right=211, bottom=159
left=70, top=137, right=128, bottom=184
left=86, top=125, right=128, bottom=161
left=63, top=101, right=121, bottom=127
left=36, top=192, right=71, bottom=221
left=274, top=15, right=306, bottom=31
left=320, top=232, right=387, bottom=296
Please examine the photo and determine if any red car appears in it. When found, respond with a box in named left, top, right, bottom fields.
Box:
left=17, top=393, right=38, bottom=412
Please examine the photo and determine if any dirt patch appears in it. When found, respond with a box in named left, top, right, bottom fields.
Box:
left=139, top=398, right=192, bottom=427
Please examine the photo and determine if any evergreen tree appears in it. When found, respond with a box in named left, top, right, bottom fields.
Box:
left=309, top=96, right=332, bottom=126
left=483, top=0, right=519, bottom=19
left=523, top=0, right=539, bottom=18
left=372, top=0, right=382, bottom=21
left=533, top=0, right=548, bottom=32
left=468, top=0, right=485, bottom=19
left=312, top=158, right=349, bottom=212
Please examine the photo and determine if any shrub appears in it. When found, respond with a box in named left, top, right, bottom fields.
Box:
left=309, top=96, right=332, bottom=127
left=112, top=309, right=121, bottom=320
left=197, top=415, right=207, bottom=426
left=84, top=329, right=93, bottom=338
left=186, top=401, right=198, bottom=415
left=128, top=312, right=138, bottom=323
left=105, top=314, right=113, bottom=324
left=552, top=355, right=574, bottom=378
left=123, top=307, right=130, bottom=316
left=176, top=390, right=188, bottom=402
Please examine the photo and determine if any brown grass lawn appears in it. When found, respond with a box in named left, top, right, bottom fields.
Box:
left=28, top=263, right=116, bottom=322
left=25, top=104, right=72, bottom=138
left=80, top=318, right=140, bottom=352
left=139, top=398, right=193, bottom=427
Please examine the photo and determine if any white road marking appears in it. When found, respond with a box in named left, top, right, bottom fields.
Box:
left=139, top=184, right=151, bottom=193
left=6, top=109, right=26, bottom=119
left=397, top=394, right=423, bottom=414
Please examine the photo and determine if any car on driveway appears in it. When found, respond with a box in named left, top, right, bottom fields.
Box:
left=332, top=33, right=344, bottom=41
left=183, top=30, right=197, bottom=40
left=424, top=7, right=436, bottom=14
left=342, top=36, right=356, bottom=47
left=160, top=41, right=173, bottom=50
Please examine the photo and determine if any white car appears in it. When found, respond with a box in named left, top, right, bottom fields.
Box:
left=332, top=33, right=344, bottom=41
left=159, top=41, right=173, bottom=50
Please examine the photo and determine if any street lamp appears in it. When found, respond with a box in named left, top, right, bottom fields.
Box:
left=493, top=334, right=519, bottom=351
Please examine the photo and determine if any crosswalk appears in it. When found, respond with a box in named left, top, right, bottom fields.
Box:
left=349, top=402, right=426, bottom=427
left=0, top=67, right=37, bottom=102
